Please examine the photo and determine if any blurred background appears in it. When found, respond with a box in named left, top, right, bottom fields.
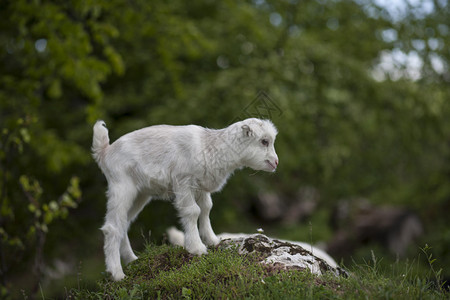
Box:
left=0, top=0, right=449, bottom=298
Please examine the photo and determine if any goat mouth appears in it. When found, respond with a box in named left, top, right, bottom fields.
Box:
left=265, top=160, right=276, bottom=170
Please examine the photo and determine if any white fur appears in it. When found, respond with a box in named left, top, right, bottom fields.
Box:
left=92, top=118, right=278, bottom=281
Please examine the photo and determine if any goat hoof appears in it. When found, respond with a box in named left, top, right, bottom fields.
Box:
left=187, top=243, right=208, bottom=256
left=123, top=254, right=138, bottom=265
left=205, top=236, right=220, bottom=247
left=111, top=271, right=126, bottom=281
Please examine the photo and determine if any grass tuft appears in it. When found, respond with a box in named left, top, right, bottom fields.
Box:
left=72, top=243, right=449, bottom=299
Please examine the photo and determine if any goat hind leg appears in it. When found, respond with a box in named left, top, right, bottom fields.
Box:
left=120, top=194, right=151, bottom=264
left=101, top=185, right=136, bottom=281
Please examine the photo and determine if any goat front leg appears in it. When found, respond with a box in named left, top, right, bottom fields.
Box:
left=174, top=188, right=207, bottom=255
left=198, top=192, right=220, bottom=246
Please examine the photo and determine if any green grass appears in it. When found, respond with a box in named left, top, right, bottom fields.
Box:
left=72, top=243, right=449, bottom=299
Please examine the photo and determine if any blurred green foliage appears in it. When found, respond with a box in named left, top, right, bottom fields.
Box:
left=0, top=0, right=449, bottom=297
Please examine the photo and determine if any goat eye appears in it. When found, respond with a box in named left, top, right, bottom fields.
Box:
left=261, top=139, right=269, bottom=146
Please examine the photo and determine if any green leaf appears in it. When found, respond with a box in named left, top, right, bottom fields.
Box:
left=47, top=79, right=62, bottom=99
left=19, top=128, right=31, bottom=143
left=44, top=212, right=53, bottom=224
left=49, top=201, right=59, bottom=211
left=28, top=203, right=36, bottom=213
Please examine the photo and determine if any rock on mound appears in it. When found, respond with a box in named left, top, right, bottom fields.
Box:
left=219, top=234, right=347, bottom=277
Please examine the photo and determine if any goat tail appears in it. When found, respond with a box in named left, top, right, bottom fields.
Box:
left=92, top=120, right=110, bottom=164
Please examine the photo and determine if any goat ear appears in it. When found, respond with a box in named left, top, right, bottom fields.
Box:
left=242, top=124, right=253, bottom=137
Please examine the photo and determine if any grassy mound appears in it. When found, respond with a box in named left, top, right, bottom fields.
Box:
left=73, top=243, right=448, bottom=299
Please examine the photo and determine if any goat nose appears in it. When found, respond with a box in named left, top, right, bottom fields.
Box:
left=275, top=159, right=279, bottom=166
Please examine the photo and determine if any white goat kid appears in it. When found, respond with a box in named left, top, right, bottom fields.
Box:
left=92, top=118, right=278, bottom=281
